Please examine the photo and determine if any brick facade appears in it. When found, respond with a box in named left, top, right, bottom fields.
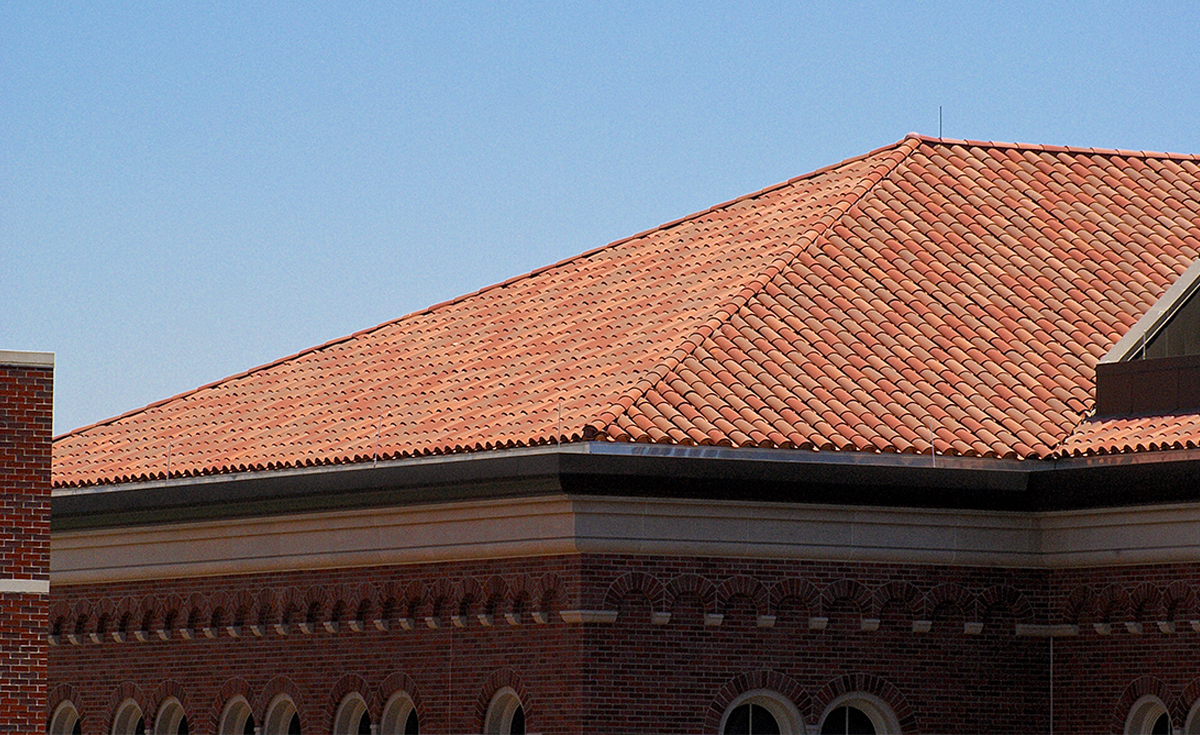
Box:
left=0, top=354, right=52, bottom=733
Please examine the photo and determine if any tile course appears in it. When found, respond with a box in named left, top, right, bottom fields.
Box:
left=52, top=135, right=1200, bottom=487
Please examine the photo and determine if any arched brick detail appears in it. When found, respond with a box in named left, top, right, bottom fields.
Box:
left=978, top=585, right=1034, bottom=624
left=716, top=575, right=768, bottom=616
left=209, top=678, right=254, bottom=734
left=1178, top=678, right=1200, bottom=730
left=107, top=681, right=148, bottom=730
left=326, top=673, right=374, bottom=734
left=92, top=598, right=117, bottom=638
left=70, top=598, right=93, bottom=637
left=303, top=586, right=333, bottom=627
left=401, top=579, right=428, bottom=619
left=207, top=591, right=232, bottom=629
left=1094, top=584, right=1131, bottom=623
left=1163, top=582, right=1198, bottom=620
left=227, top=590, right=254, bottom=627
left=378, top=672, right=424, bottom=726
left=184, top=592, right=209, bottom=632
left=277, top=587, right=305, bottom=629
left=147, top=680, right=190, bottom=727
left=474, top=669, right=532, bottom=733
left=424, top=577, right=455, bottom=618
left=47, top=683, right=83, bottom=718
left=704, top=669, right=811, bottom=732
left=348, top=583, right=379, bottom=624
left=113, top=596, right=140, bottom=636
left=1111, top=676, right=1174, bottom=734
left=813, top=673, right=917, bottom=734
left=1129, top=582, right=1163, bottom=621
left=254, top=675, right=305, bottom=728
left=537, top=572, right=564, bottom=615
left=871, top=581, right=921, bottom=618
left=329, top=585, right=354, bottom=627
left=49, top=598, right=71, bottom=637
left=925, top=583, right=973, bottom=620
left=250, top=588, right=278, bottom=627
left=135, top=594, right=162, bottom=634
left=1059, top=585, right=1094, bottom=624
left=378, top=581, right=401, bottom=623
left=666, top=574, right=716, bottom=613
left=604, top=571, right=666, bottom=611
left=507, top=574, right=535, bottom=615
left=768, top=578, right=819, bottom=615
left=159, top=593, right=185, bottom=634
left=820, top=579, right=871, bottom=615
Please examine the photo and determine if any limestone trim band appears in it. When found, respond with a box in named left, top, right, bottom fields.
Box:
left=0, top=578, right=50, bottom=594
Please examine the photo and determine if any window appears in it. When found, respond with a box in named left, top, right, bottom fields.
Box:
left=333, top=693, right=372, bottom=735
left=218, top=698, right=255, bottom=735
left=1127, top=696, right=1171, bottom=735
left=484, top=688, right=526, bottom=735
left=153, top=698, right=189, bottom=735
left=49, top=701, right=82, bottom=735
left=380, top=692, right=419, bottom=735
left=112, top=700, right=146, bottom=735
left=818, top=694, right=900, bottom=735
left=264, top=695, right=301, bottom=735
left=720, top=691, right=801, bottom=735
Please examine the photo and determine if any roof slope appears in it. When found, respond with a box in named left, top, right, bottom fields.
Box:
left=53, top=136, right=1200, bottom=488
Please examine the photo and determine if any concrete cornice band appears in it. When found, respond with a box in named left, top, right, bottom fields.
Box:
left=0, top=578, right=50, bottom=594
left=0, top=350, right=54, bottom=368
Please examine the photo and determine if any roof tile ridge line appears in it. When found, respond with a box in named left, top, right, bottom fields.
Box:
left=417, top=138, right=918, bottom=313
left=54, top=140, right=918, bottom=443
left=583, top=137, right=923, bottom=441
left=905, top=132, right=1200, bottom=161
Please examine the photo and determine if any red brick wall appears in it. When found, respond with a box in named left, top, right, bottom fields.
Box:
left=0, top=359, right=52, bottom=733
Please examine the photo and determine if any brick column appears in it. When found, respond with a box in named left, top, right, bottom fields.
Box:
left=0, top=351, right=52, bottom=733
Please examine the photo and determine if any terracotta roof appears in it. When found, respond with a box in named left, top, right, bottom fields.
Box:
left=52, top=135, right=1200, bottom=488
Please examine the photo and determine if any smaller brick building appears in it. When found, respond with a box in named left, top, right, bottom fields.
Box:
left=45, top=136, right=1200, bottom=734
left=0, top=351, right=53, bottom=734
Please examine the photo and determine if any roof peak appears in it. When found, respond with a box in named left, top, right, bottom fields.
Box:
left=905, top=132, right=1200, bottom=160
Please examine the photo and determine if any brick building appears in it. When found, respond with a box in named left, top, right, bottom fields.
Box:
left=0, top=351, right=53, bottom=734
left=45, top=135, right=1200, bottom=734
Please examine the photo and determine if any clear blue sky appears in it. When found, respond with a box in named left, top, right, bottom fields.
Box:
left=5, top=1, right=1200, bottom=435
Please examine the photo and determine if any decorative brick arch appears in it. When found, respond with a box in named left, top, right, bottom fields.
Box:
left=1059, top=585, right=1094, bottom=625
left=716, top=575, right=769, bottom=616
left=666, top=573, right=717, bottom=613
left=820, top=579, right=871, bottom=615
left=401, top=579, right=428, bottom=619
left=47, top=683, right=83, bottom=719
left=704, top=669, right=811, bottom=733
left=474, top=669, right=533, bottom=733
left=208, top=677, right=254, bottom=733
left=148, top=680, right=190, bottom=730
left=604, top=571, right=666, bottom=613
left=1094, top=584, right=1132, bottom=623
left=378, top=672, right=424, bottom=726
left=106, top=681, right=149, bottom=732
left=423, top=577, right=456, bottom=619
left=1111, top=676, right=1175, bottom=734
left=537, top=572, right=564, bottom=614
left=925, top=583, right=973, bottom=621
left=302, top=585, right=334, bottom=629
left=871, top=581, right=921, bottom=619
left=456, top=577, right=486, bottom=618
left=506, top=574, right=535, bottom=616
left=159, top=593, right=186, bottom=634
left=1178, top=677, right=1200, bottom=731
left=69, top=598, right=93, bottom=638
left=277, top=587, right=305, bottom=630
left=255, top=675, right=306, bottom=730
left=769, top=578, right=819, bottom=615
left=813, top=673, right=917, bottom=734
left=184, top=592, right=210, bottom=633
left=1163, top=581, right=1198, bottom=621
left=327, top=673, right=376, bottom=734
left=978, top=584, right=1034, bottom=625
left=1128, top=582, right=1163, bottom=622
left=112, top=595, right=140, bottom=637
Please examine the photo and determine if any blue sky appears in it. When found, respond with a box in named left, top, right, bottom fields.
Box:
left=5, top=2, right=1200, bottom=434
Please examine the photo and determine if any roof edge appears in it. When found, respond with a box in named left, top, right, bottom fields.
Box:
left=904, top=132, right=1200, bottom=161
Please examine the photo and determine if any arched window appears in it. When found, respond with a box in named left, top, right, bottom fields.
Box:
left=484, top=688, right=526, bottom=735
left=720, top=690, right=802, bottom=735
left=218, top=697, right=255, bottom=735
left=49, top=700, right=83, bottom=735
left=380, top=692, right=419, bottom=735
left=818, top=694, right=900, bottom=735
left=1127, top=696, right=1171, bottom=735
left=333, top=693, right=372, bottom=735
left=154, top=697, right=189, bottom=735
left=264, top=695, right=301, bottom=735
left=112, top=699, right=146, bottom=735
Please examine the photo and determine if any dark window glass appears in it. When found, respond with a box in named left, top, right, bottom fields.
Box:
left=180, top=716, right=189, bottom=735
left=1152, top=713, right=1171, bottom=735
left=288, top=712, right=302, bottom=735
left=723, top=704, right=781, bottom=734
left=509, top=704, right=525, bottom=735
left=243, top=715, right=256, bottom=735
left=135, top=716, right=146, bottom=735
left=821, top=706, right=876, bottom=735
left=72, top=722, right=82, bottom=735
left=357, top=711, right=372, bottom=735
left=404, top=709, right=420, bottom=735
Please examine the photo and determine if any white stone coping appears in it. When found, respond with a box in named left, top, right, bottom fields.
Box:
left=0, top=350, right=53, bottom=368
